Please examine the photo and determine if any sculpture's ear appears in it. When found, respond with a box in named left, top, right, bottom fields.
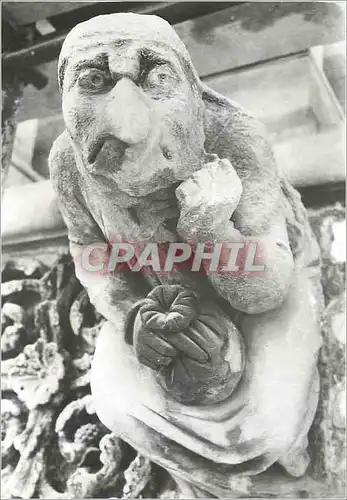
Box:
left=49, top=130, right=77, bottom=192
left=58, top=57, right=68, bottom=93
left=201, top=83, right=266, bottom=159
left=201, top=84, right=240, bottom=157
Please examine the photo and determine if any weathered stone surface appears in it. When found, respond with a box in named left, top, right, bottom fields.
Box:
left=48, top=12, right=326, bottom=497
left=1, top=11, right=345, bottom=500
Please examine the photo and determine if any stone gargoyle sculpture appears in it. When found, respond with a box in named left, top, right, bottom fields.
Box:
left=49, top=13, right=324, bottom=497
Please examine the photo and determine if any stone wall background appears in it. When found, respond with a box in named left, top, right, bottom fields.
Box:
left=1, top=204, right=345, bottom=499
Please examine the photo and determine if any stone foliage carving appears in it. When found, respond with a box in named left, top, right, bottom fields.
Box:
left=1, top=257, right=171, bottom=499
left=309, top=205, right=346, bottom=495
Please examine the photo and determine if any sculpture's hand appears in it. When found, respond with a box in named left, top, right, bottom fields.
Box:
left=134, top=327, right=179, bottom=371
left=133, top=286, right=209, bottom=371
left=175, top=157, right=242, bottom=241
left=134, top=327, right=211, bottom=371
left=132, top=285, right=244, bottom=404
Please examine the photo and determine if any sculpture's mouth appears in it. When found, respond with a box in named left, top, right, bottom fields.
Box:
left=87, top=136, right=129, bottom=165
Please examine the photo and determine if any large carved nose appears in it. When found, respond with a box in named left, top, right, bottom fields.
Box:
left=105, top=78, right=150, bottom=145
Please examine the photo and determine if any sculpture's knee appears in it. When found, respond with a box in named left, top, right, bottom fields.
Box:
left=90, top=321, right=129, bottom=432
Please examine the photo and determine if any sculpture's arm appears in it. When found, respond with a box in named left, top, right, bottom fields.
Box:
left=175, top=96, right=297, bottom=314
left=176, top=158, right=294, bottom=315
left=49, top=133, right=148, bottom=325
left=205, top=213, right=294, bottom=315
left=49, top=133, right=180, bottom=369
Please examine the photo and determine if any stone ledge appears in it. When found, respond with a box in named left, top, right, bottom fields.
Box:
left=2, top=180, right=68, bottom=262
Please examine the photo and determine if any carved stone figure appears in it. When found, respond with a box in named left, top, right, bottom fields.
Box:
left=49, top=13, right=324, bottom=497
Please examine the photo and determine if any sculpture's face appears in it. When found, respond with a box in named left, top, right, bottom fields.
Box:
left=61, top=35, right=206, bottom=198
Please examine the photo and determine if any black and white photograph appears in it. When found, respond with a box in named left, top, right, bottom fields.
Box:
left=1, top=1, right=346, bottom=498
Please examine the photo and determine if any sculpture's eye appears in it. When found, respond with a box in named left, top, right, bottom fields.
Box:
left=143, top=66, right=176, bottom=89
left=78, top=69, right=112, bottom=92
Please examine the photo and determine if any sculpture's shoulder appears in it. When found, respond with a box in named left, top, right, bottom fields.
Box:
left=203, top=85, right=266, bottom=136
left=49, top=129, right=102, bottom=245
left=49, top=130, right=82, bottom=200
left=202, top=85, right=282, bottom=233
left=202, top=85, right=277, bottom=184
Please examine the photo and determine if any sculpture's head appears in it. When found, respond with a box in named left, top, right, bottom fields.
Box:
left=58, top=13, right=207, bottom=198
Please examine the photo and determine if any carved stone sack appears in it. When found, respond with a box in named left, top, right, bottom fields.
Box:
left=132, top=285, right=245, bottom=405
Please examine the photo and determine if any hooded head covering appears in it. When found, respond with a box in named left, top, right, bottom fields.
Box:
left=58, top=13, right=201, bottom=91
